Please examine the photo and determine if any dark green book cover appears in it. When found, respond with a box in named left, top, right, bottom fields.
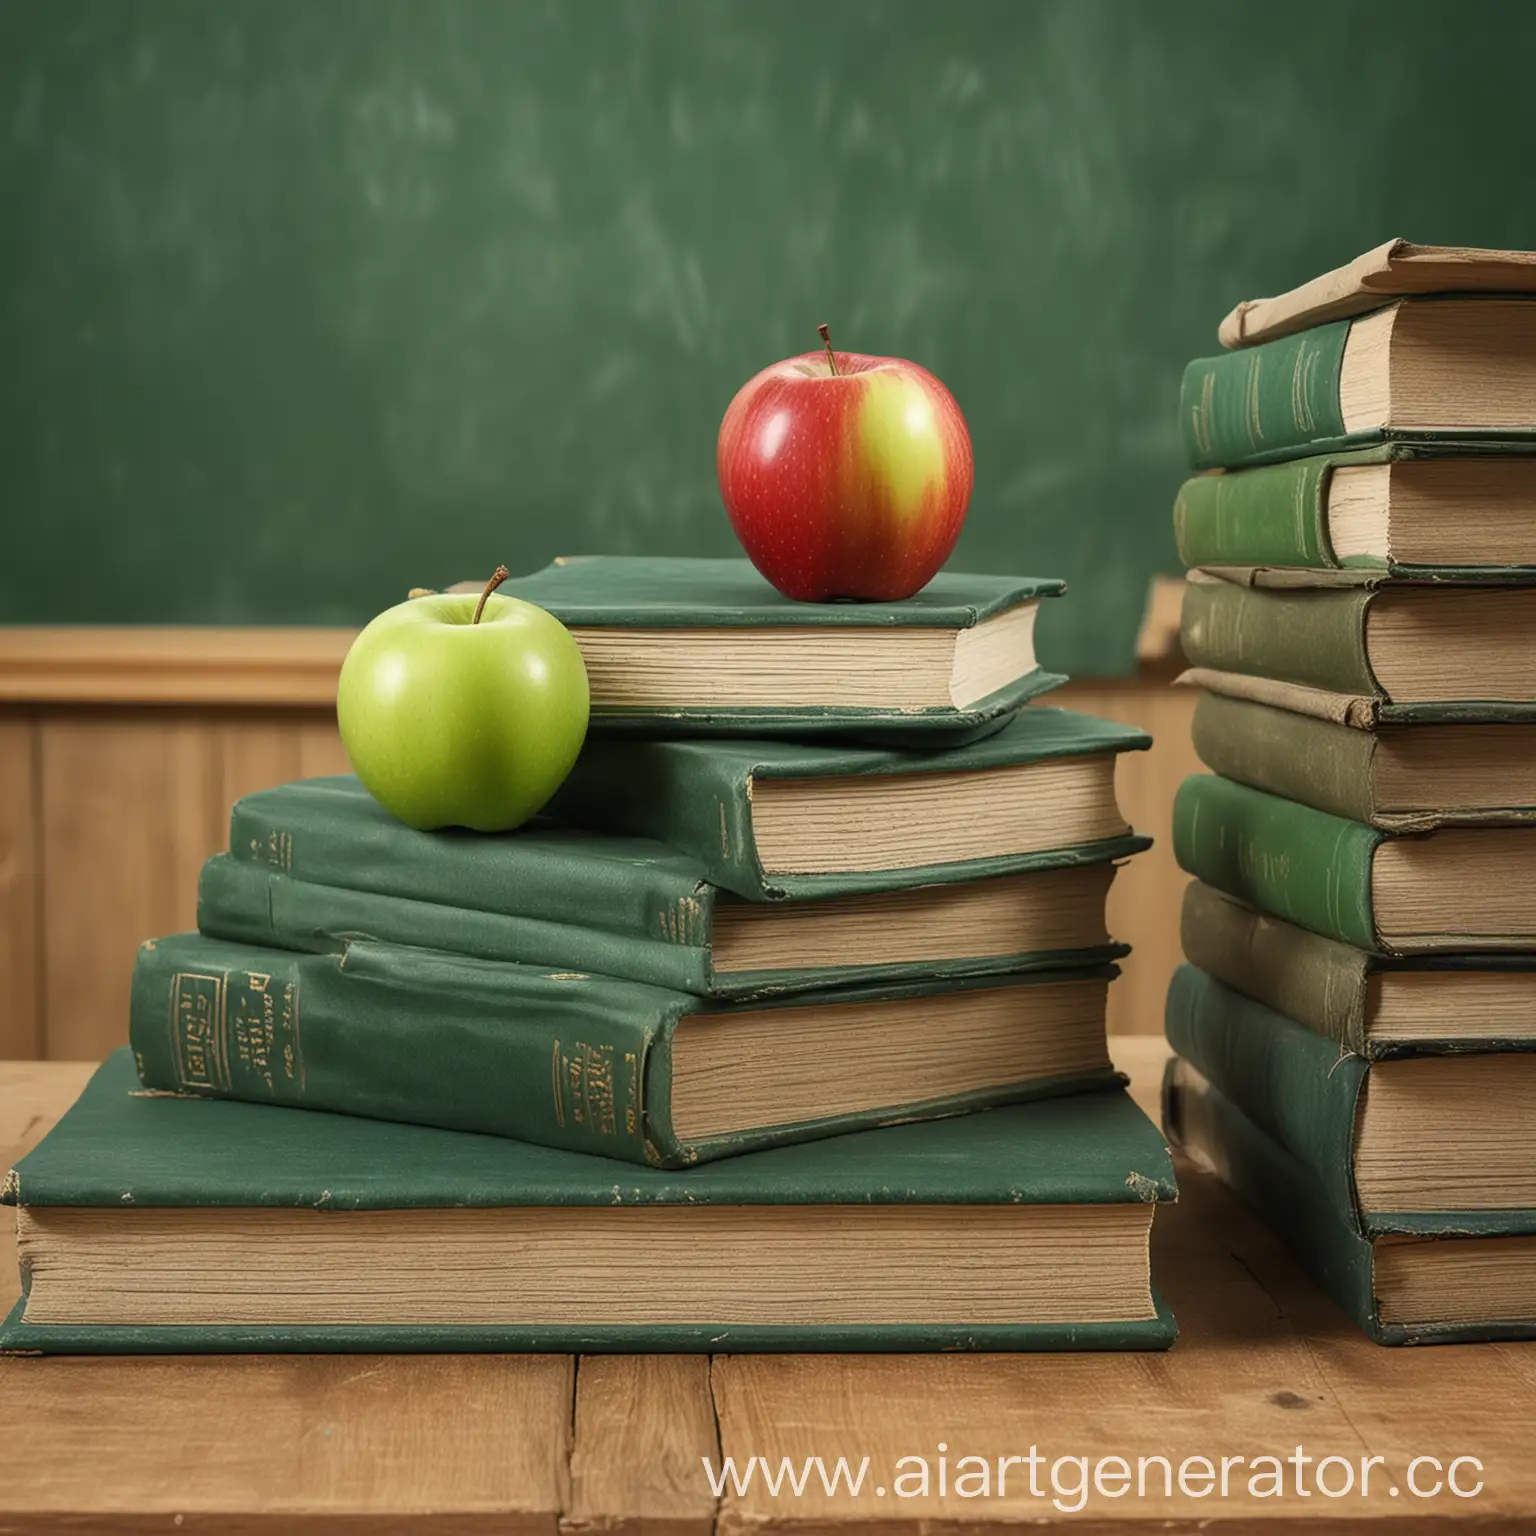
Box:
left=2, top=1051, right=1177, bottom=1354
left=1174, top=442, right=1536, bottom=577
left=1162, top=1060, right=1536, bottom=1346
left=221, top=775, right=1136, bottom=998
left=551, top=707, right=1152, bottom=901
left=1180, top=576, right=1536, bottom=725
left=1164, top=963, right=1536, bottom=1237
left=1189, top=691, right=1536, bottom=829
left=130, top=931, right=1123, bottom=1168
left=1180, top=881, right=1536, bottom=1058
left=1180, top=312, right=1536, bottom=472
left=495, top=556, right=1068, bottom=742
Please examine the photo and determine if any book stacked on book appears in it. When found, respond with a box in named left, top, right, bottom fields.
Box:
left=1162, top=241, right=1536, bottom=1345
left=4, top=557, right=1177, bottom=1353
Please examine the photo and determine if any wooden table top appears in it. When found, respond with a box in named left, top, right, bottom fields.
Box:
left=2, top=1039, right=1532, bottom=1533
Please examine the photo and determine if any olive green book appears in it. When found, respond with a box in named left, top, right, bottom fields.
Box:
left=2, top=1051, right=1177, bottom=1354
left=1173, top=443, right=1536, bottom=578
left=1173, top=773, right=1536, bottom=954
left=219, top=775, right=1138, bottom=1000
left=549, top=707, right=1151, bottom=901
left=1180, top=577, right=1536, bottom=725
left=1164, top=963, right=1536, bottom=1237
left=1180, top=882, right=1536, bottom=1057
left=1163, top=1059, right=1536, bottom=1346
left=1188, top=691, right=1536, bottom=829
left=130, top=931, right=1123, bottom=1168
left=458, top=557, right=1068, bottom=742
left=1181, top=298, right=1536, bottom=472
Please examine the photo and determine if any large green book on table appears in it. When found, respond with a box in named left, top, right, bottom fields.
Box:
left=548, top=707, right=1150, bottom=901
left=1163, top=1059, right=1536, bottom=1346
left=1173, top=772, right=1536, bottom=953
left=218, top=775, right=1138, bottom=1000
left=1179, top=577, right=1536, bottom=725
left=1179, top=881, right=1536, bottom=1057
left=470, top=557, right=1067, bottom=742
left=1180, top=298, right=1536, bottom=472
left=130, top=932, right=1122, bottom=1168
left=1173, top=444, right=1536, bottom=579
left=1188, top=691, right=1536, bottom=829
left=1, top=1051, right=1178, bottom=1354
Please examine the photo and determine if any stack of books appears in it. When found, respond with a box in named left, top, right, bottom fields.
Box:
left=3, top=557, right=1177, bottom=1353
left=1161, top=241, right=1536, bottom=1345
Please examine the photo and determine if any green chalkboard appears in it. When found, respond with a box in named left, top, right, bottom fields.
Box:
left=3, top=0, right=1533, bottom=674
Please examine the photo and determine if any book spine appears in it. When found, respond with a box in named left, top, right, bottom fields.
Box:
left=1190, top=692, right=1380, bottom=824
left=1180, top=581, right=1380, bottom=698
left=1163, top=964, right=1365, bottom=1218
left=1161, top=1059, right=1381, bottom=1339
left=229, top=787, right=717, bottom=949
left=1179, top=883, right=1371, bottom=1053
left=1172, top=774, right=1382, bottom=949
left=550, top=744, right=768, bottom=900
left=1180, top=320, right=1353, bottom=471
left=198, top=854, right=716, bottom=996
left=1173, top=458, right=1340, bottom=571
left=130, top=934, right=677, bottom=1165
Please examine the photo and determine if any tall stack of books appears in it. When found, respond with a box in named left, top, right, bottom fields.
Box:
left=1161, top=241, right=1536, bottom=1345
left=3, top=557, right=1177, bottom=1353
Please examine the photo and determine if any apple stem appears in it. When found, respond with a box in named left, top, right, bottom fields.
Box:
left=817, top=323, right=839, bottom=377
left=472, top=565, right=511, bottom=625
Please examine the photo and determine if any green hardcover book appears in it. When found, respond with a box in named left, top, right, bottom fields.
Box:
left=1180, top=881, right=1536, bottom=1057
left=1164, top=963, right=1536, bottom=1235
left=1172, top=773, right=1536, bottom=953
left=1181, top=298, right=1536, bottom=472
left=457, top=557, right=1067, bottom=742
left=2, top=1050, right=1177, bottom=1354
left=1180, top=577, right=1536, bottom=725
left=549, top=707, right=1150, bottom=901
left=131, top=932, right=1123, bottom=1168
left=220, top=775, right=1139, bottom=1000
left=1188, top=691, right=1536, bottom=829
left=1173, top=444, right=1536, bottom=577
left=1163, top=1059, right=1536, bottom=1345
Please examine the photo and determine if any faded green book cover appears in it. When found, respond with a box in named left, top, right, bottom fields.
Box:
left=495, top=556, right=1068, bottom=742
left=221, top=774, right=1138, bottom=998
left=1180, top=577, right=1536, bottom=725
left=1164, top=963, right=1536, bottom=1237
left=551, top=707, right=1152, bottom=901
left=1180, top=882, right=1536, bottom=1057
left=1162, top=1060, right=1536, bottom=1346
left=1188, top=691, right=1536, bottom=829
left=2, top=1051, right=1177, bottom=1354
left=1174, top=442, right=1536, bottom=576
left=1180, top=314, right=1536, bottom=471
left=131, top=931, right=1123, bottom=1168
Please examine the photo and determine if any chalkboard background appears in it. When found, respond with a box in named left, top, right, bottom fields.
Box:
left=4, top=0, right=1534, bottom=673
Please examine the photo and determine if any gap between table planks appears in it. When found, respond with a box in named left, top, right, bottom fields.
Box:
left=1, top=1042, right=1532, bottom=1533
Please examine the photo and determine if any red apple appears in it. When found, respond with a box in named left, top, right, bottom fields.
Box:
left=717, top=327, right=974, bottom=601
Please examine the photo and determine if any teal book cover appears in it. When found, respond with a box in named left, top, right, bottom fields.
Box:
left=551, top=706, right=1151, bottom=901
left=220, top=774, right=1137, bottom=998
left=131, top=931, right=1125, bottom=1167
left=487, top=556, right=1069, bottom=742
left=3, top=1052, right=1177, bottom=1355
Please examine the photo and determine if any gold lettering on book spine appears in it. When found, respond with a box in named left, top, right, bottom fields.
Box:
left=550, top=1039, right=622, bottom=1138
left=168, top=971, right=231, bottom=1091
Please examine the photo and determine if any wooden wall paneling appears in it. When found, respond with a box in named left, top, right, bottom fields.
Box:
left=1055, top=678, right=1198, bottom=1037
left=215, top=713, right=306, bottom=822
left=39, top=713, right=225, bottom=1060
left=0, top=717, right=42, bottom=1058
left=295, top=711, right=350, bottom=779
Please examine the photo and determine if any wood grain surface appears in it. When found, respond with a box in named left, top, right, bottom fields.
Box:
left=2, top=1042, right=1532, bottom=1531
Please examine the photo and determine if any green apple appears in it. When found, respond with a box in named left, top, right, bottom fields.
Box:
left=337, top=570, right=590, bottom=832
